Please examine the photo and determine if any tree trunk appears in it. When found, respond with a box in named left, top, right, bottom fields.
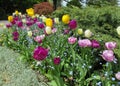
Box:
left=53, top=0, right=57, bottom=10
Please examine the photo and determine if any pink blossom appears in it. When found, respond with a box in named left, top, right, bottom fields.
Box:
left=53, top=57, right=61, bottom=65
left=101, top=50, right=115, bottom=62
left=91, top=40, right=100, bottom=48
left=34, top=35, right=45, bottom=43
left=115, top=72, right=120, bottom=80
left=52, top=28, right=57, bottom=33
left=6, top=23, right=12, bottom=28
left=105, top=42, right=117, bottom=50
left=69, top=20, right=77, bottom=30
left=33, top=46, right=48, bottom=61
left=68, top=37, right=77, bottom=44
left=78, top=39, right=92, bottom=47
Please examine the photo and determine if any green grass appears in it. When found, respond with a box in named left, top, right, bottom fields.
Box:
left=0, top=46, right=48, bottom=86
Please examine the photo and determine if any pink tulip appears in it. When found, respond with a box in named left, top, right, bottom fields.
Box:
left=115, top=72, right=120, bottom=80
left=34, top=35, right=45, bottom=43
left=78, top=39, right=92, bottom=47
left=68, top=37, right=77, bottom=44
left=105, top=42, right=117, bottom=50
left=52, top=28, right=57, bottom=33
left=53, top=57, right=61, bottom=65
left=101, top=50, right=115, bottom=62
left=69, top=20, right=77, bottom=30
left=91, top=40, right=100, bottom=48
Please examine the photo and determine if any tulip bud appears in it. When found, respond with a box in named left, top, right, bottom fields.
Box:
left=116, top=26, right=120, bottom=35
left=27, top=31, right=32, bottom=37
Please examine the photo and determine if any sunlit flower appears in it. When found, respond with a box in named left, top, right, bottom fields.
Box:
left=116, top=26, right=120, bottom=35
left=45, top=18, right=53, bottom=27
left=78, top=39, right=92, bottom=47
left=45, top=26, right=52, bottom=35
left=68, top=37, right=77, bottom=44
left=84, top=29, right=92, bottom=38
left=69, top=20, right=77, bottom=29
left=26, top=8, right=34, bottom=17
left=105, top=42, right=117, bottom=50
left=101, top=50, right=115, bottom=62
left=33, top=46, right=48, bottom=61
left=62, top=14, right=70, bottom=24
left=8, top=16, right=13, bottom=22
left=78, top=29, right=83, bottom=35
left=53, top=57, right=61, bottom=65
left=115, top=72, right=120, bottom=80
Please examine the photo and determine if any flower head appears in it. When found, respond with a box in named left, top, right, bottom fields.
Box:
left=12, top=31, right=19, bottom=41
left=105, top=42, right=117, bottom=50
left=84, top=29, right=92, bottom=38
left=116, top=26, right=120, bottom=35
left=78, top=39, right=92, bottom=47
left=27, top=31, right=32, bottom=37
left=45, top=26, right=52, bottom=35
left=16, top=21, right=23, bottom=27
left=69, top=20, right=77, bottom=29
left=33, top=46, right=48, bottom=61
left=53, top=57, right=61, bottom=65
left=62, top=14, right=70, bottom=24
left=45, top=18, right=53, bottom=27
left=101, top=50, right=115, bottom=62
left=54, top=18, right=59, bottom=24
left=68, top=37, right=77, bottom=44
left=8, top=16, right=13, bottom=22
left=91, top=40, right=100, bottom=48
left=78, top=29, right=83, bottom=35
left=34, top=35, right=45, bottom=43
left=26, top=8, right=34, bottom=17
left=115, top=72, right=120, bottom=80
left=36, top=22, right=45, bottom=29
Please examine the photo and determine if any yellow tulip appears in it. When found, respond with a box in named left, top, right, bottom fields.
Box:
left=45, top=18, right=53, bottom=27
left=45, top=26, right=52, bottom=35
left=15, top=10, right=19, bottom=15
left=62, top=14, right=70, bottom=24
left=8, top=16, right=13, bottom=22
left=116, top=26, right=120, bottom=35
left=27, top=31, right=32, bottom=37
left=26, top=8, right=34, bottom=17
left=78, top=29, right=83, bottom=35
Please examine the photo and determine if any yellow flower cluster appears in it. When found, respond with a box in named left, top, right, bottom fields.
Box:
left=62, top=14, right=70, bottom=24
left=45, top=18, right=53, bottom=27
left=26, top=8, right=34, bottom=17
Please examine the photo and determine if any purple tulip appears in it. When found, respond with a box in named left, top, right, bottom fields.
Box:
left=69, top=20, right=77, bottom=30
left=78, top=39, right=92, bottom=47
left=115, top=72, right=120, bottom=80
left=12, top=31, right=19, bottom=41
left=91, top=40, right=100, bottom=48
left=6, top=23, right=12, bottom=28
left=53, top=57, right=61, bottom=65
left=16, top=21, right=23, bottom=27
left=105, top=42, right=117, bottom=50
left=101, top=50, right=115, bottom=62
left=26, top=21, right=33, bottom=26
left=33, top=46, right=48, bottom=61
left=36, top=22, right=45, bottom=29
left=68, top=37, right=77, bottom=44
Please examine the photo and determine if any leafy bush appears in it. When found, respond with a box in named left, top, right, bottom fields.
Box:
left=34, top=2, right=54, bottom=16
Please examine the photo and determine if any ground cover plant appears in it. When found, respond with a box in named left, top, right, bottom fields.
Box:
left=0, top=7, right=120, bottom=86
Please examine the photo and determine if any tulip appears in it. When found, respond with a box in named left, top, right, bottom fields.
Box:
left=53, top=57, right=61, bottom=65
left=45, top=26, right=52, bottom=35
left=8, top=16, right=13, bottom=22
left=52, top=28, right=57, bottom=33
left=54, top=18, right=59, bottom=24
left=45, top=18, right=53, bottom=27
left=91, top=40, right=100, bottom=48
left=62, top=14, right=70, bottom=24
left=105, top=42, right=117, bottom=50
left=26, top=8, right=34, bottom=17
left=78, top=29, right=83, bottom=35
left=101, top=50, right=115, bottom=62
left=36, top=22, right=44, bottom=29
left=78, top=39, right=92, bottom=47
left=69, top=20, right=77, bottom=29
left=33, top=46, right=48, bottom=61
left=84, top=29, right=92, bottom=38
left=116, top=26, right=120, bottom=35
left=115, top=72, right=120, bottom=80
left=68, top=37, right=77, bottom=44
left=27, top=31, right=32, bottom=37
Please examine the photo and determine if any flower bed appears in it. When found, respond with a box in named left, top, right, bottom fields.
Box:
left=1, top=8, right=120, bottom=86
